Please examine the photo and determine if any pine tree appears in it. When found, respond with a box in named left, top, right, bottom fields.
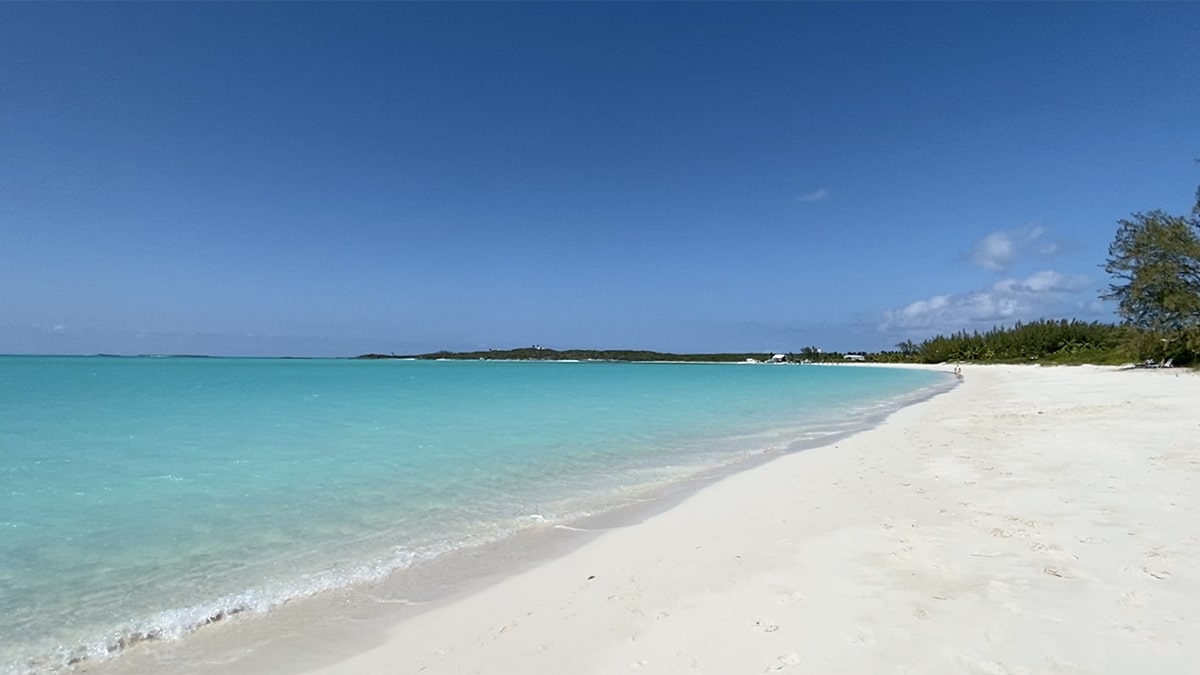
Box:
left=1102, top=210, right=1200, bottom=334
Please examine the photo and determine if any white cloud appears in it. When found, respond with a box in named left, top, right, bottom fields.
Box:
left=1019, top=270, right=1089, bottom=293
left=880, top=270, right=1097, bottom=334
left=968, top=224, right=1065, bottom=272
left=970, top=232, right=1017, bottom=271
left=898, top=295, right=950, bottom=322
left=797, top=187, right=829, bottom=203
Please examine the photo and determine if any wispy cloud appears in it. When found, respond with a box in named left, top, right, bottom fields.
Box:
left=797, top=187, right=829, bottom=203
left=879, top=270, right=1099, bottom=335
left=968, top=224, right=1066, bottom=272
left=970, top=232, right=1018, bottom=271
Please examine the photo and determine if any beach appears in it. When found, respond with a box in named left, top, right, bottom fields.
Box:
left=299, top=364, right=1199, bottom=674
left=99, top=364, right=1199, bottom=674
left=7, top=359, right=943, bottom=673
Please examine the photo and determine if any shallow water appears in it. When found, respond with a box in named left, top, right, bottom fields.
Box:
left=0, top=357, right=947, bottom=672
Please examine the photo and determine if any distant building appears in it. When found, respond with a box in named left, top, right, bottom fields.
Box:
left=771, top=354, right=787, bottom=363
left=843, top=354, right=866, bottom=361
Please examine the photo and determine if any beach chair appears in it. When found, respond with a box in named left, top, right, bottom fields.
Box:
left=1160, top=358, right=1173, bottom=368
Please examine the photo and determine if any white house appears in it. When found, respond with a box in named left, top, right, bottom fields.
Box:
left=843, top=354, right=866, bottom=362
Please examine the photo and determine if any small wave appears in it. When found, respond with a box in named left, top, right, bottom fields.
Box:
left=8, top=547, right=435, bottom=673
left=346, top=593, right=431, bottom=606
left=552, top=525, right=596, bottom=532
left=9, top=591, right=269, bottom=673
left=7, top=508, right=605, bottom=674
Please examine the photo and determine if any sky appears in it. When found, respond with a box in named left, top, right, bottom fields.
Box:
left=2, top=3, right=1199, bottom=357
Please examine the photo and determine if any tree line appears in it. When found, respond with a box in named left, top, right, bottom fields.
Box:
left=358, top=347, right=784, bottom=363
left=888, top=174, right=1200, bottom=366
left=878, top=319, right=1129, bottom=365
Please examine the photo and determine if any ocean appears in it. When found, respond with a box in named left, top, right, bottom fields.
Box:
left=0, top=356, right=949, bottom=673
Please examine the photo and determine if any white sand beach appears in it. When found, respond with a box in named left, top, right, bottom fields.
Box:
left=280, top=364, right=1197, bottom=675
left=104, top=364, right=1200, bottom=674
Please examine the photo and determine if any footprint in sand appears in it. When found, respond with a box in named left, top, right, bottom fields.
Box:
left=1042, top=565, right=1069, bottom=579
left=1141, top=567, right=1171, bottom=580
left=776, top=591, right=804, bottom=606
left=950, top=653, right=1013, bottom=675
left=850, top=626, right=876, bottom=645
left=1144, top=546, right=1171, bottom=561
left=1119, top=590, right=1148, bottom=606
left=765, top=652, right=801, bottom=672
left=754, top=619, right=780, bottom=633
left=1122, top=565, right=1171, bottom=580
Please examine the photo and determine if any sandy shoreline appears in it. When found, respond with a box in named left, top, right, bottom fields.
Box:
left=101, top=364, right=1199, bottom=674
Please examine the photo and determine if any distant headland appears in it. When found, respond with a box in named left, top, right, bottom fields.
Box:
left=353, top=347, right=793, bottom=363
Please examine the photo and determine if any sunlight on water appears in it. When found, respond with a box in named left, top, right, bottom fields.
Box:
left=0, top=357, right=947, bottom=672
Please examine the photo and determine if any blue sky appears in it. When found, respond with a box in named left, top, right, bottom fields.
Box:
left=2, top=3, right=1198, bottom=356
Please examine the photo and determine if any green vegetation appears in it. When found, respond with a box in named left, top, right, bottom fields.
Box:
left=358, top=347, right=781, bottom=363
left=871, top=319, right=1131, bottom=365
left=356, top=346, right=867, bottom=363
left=1100, top=208, right=1200, bottom=365
left=1103, top=210, right=1200, bottom=332
left=890, top=176, right=1200, bottom=367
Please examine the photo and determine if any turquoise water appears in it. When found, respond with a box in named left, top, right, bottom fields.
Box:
left=0, top=356, right=948, bottom=672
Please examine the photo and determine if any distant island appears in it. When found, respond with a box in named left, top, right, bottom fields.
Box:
left=354, top=347, right=791, bottom=363
left=355, top=318, right=1189, bottom=367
